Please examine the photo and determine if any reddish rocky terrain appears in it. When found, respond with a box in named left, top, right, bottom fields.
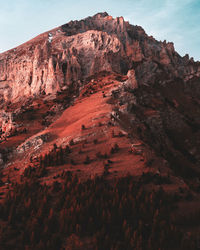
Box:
left=0, top=12, right=200, bottom=250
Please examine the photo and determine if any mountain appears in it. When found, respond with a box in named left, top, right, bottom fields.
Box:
left=0, top=12, right=200, bottom=249
left=0, top=12, right=199, bottom=103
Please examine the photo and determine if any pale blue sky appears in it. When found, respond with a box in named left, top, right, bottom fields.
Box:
left=0, top=0, right=199, bottom=60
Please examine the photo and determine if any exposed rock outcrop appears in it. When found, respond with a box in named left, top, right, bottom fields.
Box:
left=0, top=12, right=200, bottom=104
left=17, top=133, right=50, bottom=154
left=0, top=111, right=16, bottom=138
left=124, top=69, right=138, bottom=89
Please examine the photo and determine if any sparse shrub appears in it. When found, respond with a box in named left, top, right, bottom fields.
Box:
left=70, top=159, right=76, bottom=165
left=69, top=139, right=74, bottom=146
left=53, top=143, right=57, bottom=151
left=93, top=139, right=98, bottom=144
left=108, top=121, right=114, bottom=126
left=103, top=163, right=109, bottom=176
left=96, top=152, right=108, bottom=159
left=112, top=130, right=115, bottom=138
left=110, top=143, right=119, bottom=154
left=146, top=158, right=154, bottom=167
left=98, top=122, right=103, bottom=127
left=23, top=166, right=35, bottom=178
left=96, top=152, right=102, bottom=159
left=84, top=155, right=91, bottom=164
left=23, top=128, right=27, bottom=134
left=127, top=133, right=132, bottom=138
left=103, top=153, right=109, bottom=159
left=118, top=131, right=125, bottom=137
left=107, top=159, right=113, bottom=164
left=78, top=148, right=83, bottom=154
left=52, top=181, right=61, bottom=192
left=185, top=192, right=193, bottom=201
left=65, top=145, right=71, bottom=154
left=179, top=187, right=184, bottom=193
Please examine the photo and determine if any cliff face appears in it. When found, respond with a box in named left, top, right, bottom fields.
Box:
left=0, top=12, right=200, bottom=103
left=0, top=30, right=121, bottom=101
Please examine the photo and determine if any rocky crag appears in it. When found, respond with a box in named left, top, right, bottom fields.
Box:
left=0, top=12, right=199, bottom=103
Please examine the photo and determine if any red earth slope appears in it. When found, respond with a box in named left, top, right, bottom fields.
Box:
left=0, top=73, right=169, bottom=197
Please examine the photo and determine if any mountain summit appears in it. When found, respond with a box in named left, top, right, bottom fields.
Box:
left=0, top=12, right=199, bottom=103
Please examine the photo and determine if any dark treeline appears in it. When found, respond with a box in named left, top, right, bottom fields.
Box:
left=0, top=171, right=195, bottom=250
left=38, top=144, right=72, bottom=168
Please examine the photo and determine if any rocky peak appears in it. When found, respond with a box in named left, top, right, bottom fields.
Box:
left=93, top=12, right=109, bottom=18
left=0, top=12, right=200, bottom=104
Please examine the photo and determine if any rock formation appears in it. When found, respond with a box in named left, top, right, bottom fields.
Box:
left=0, top=12, right=200, bottom=103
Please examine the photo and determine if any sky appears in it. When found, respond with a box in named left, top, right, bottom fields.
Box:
left=0, top=0, right=199, bottom=60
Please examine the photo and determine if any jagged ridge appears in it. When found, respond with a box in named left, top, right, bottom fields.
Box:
left=0, top=12, right=199, bottom=104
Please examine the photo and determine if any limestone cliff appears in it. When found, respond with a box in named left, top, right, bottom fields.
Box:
left=0, top=12, right=200, bottom=103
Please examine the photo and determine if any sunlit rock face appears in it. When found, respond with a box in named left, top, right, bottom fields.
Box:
left=124, top=69, right=138, bottom=89
left=0, top=12, right=200, bottom=103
